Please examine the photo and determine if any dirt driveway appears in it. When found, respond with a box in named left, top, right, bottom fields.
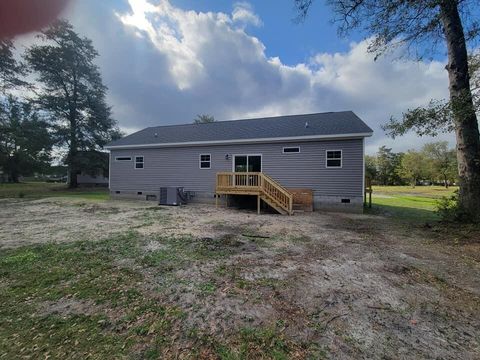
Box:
left=0, top=197, right=479, bottom=358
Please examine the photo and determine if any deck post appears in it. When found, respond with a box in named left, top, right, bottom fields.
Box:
left=257, top=195, right=260, bottom=215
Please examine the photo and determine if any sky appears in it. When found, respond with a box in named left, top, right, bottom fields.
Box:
left=20, top=0, right=456, bottom=154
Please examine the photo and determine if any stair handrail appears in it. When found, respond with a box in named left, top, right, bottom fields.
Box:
left=260, top=173, right=293, bottom=215
left=215, top=172, right=293, bottom=215
left=261, top=173, right=291, bottom=195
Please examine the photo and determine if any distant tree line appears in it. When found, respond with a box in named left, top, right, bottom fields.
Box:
left=0, top=20, right=120, bottom=187
left=366, top=142, right=457, bottom=188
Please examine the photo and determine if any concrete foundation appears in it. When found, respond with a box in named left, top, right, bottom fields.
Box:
left=313, top=195, right=364, bottom=213
left=110, top=189, right=364, bottom=213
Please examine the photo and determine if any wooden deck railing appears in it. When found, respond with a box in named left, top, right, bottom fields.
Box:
left=261, top=173, right=293, bottom=214
left=216, top=172, right=293, bottom=215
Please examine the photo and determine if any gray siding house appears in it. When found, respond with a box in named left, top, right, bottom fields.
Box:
left=104, top=112, right=373, bottom=212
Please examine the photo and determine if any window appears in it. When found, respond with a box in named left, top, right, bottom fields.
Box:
left=326, top=150, right=342, bottom=168
left=135, top=156, right=144, bottom=169
left=115, top=156, right=132, bottom=161
left=283, top=147, right=300, bottom=154
left=199, top=154, right=211, bottom=169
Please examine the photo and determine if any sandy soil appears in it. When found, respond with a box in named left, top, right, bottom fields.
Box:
left=1, top=197, right=479, bottom=358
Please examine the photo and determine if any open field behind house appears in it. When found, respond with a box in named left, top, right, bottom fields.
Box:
left=371, top=185, right=458, bottom=222
left=0, top=182, right=109, bottom=200
left=0, top=184, right=479, bottom=359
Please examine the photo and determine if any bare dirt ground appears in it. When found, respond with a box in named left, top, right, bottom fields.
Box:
left=1, top=197, right=479, bottom=358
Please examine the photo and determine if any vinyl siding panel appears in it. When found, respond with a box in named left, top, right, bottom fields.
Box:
left=110, top=139, right=364, bottom=197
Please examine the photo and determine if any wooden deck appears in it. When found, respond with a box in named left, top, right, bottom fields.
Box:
left=215, top=172, right=293, bottom=215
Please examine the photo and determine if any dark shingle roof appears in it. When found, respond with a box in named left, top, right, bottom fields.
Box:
left=105, top=111, right=372, bottom=148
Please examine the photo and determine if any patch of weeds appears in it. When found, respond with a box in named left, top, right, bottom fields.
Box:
left=142, top=249, right=181, bottom=268
left=0, top=312, right=126, bottom=359
left=132, top=324, right=150, bottom=336
left=216, top=326, right=306, bottom=360
left=91, top=230, right=145, bottom=259
left=306, top=344, right=329, bottom=359
left=236, top=279, right=251, bottom=290
left=198, top=281, right=217, bottom=296
left=214, top=264, right=229, bottom=276
left=194, top=235, right=244, bottom=257
left=215, top=263, right=243, bottom=279
left=1, top=250, right=39, bottom=266
left=132, top=210, right=171, bottom=229
left=142, top=235, right=243, bottom=269
left=0, top=234, right=186, bottom=358
left=142, top=346, right=161, bottom=360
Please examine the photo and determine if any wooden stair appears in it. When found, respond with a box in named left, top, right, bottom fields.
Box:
left=216, top=172, right=293, bottom=215
left=260, top=194, right=289, bottom=215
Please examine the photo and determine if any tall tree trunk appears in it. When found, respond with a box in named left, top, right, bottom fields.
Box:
left=440, top=1, right=480, bottom=220
left=68, top=114, right=78, bottom=189
left=8, top=170, right=19, bottom=183
left=7, top=155, right=19, bottom=183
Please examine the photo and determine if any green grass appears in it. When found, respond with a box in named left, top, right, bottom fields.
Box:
left=0, top=232, right=181, bottom=358
left=372, top=185, right=458, bottom=198
left=368, top=186, right=458, bottom=222
left=0, top=182, right=109, bottom=200
left=0, top=231, right=312, bottom=358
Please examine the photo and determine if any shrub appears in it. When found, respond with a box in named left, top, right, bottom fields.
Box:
left=436, top=190, right=469, bottom=222
left=18, top=192, right=25, bottom=198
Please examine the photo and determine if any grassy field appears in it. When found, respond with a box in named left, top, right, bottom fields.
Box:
left=0, top=182, right=109, bottom=200
left=369, top=185, right=458, bottom=222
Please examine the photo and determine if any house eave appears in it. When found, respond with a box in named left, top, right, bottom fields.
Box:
left=104, top=132, right=373, bottom=150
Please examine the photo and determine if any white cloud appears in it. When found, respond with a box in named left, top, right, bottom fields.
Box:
left=62, top=0, right=453, bottom=154
left=232, top=2, right=263, bottom=27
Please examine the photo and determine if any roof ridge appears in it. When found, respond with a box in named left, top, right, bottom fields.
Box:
left=104, top=111, right=373, bottom=149
left=145, top=111, right=353, bottom=130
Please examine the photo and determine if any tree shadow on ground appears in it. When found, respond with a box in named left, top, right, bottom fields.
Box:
left=366, top=203, right=439, bottom=223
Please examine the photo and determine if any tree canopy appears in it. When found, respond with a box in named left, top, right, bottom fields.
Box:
left=194, top=114, right=215, bottom=124
left=0, top=96, right=52, bottom=182
left=295, top=0, right=479, bottom=59
left=0, top=40, right=27, bottom=92
left=25, top=20, right=120, bottom=187
left=366, top=141, right=458, bottom=187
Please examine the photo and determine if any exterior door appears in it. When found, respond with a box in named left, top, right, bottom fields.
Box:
left=234, top=155, right=262, bottom=172
left=233, top=155, right=262, bottom=186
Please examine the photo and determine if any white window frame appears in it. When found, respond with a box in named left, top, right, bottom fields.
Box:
left=199, top=153, right=211, bottom=169
left=115, top=156, right=132, bottom=162
left=134, top=155, right=144, bottom=170
left=282, top=146, right=300, bottom=154
left=325, top=150, right=342, bottom=168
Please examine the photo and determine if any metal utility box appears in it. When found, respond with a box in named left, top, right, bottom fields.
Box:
left=159, top=187, right=187, bottom=206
